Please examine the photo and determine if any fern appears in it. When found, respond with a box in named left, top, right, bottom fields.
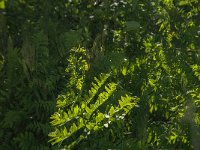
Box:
left=0, top=28, right=65, bottom=150
left=49, top=47, right=139, bottom=149
left=56, top=47, right=89, bottom=108
left=191, top=64, right=200, bottom=81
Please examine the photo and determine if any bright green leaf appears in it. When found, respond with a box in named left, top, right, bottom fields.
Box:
left=125, top=21, right=140, bottom=31
left=0, top=1, right=5, bottom=9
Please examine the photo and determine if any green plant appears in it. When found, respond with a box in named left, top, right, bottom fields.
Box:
left=49, top=47, right=139, bottom=149
left=1, top=0, right=200, bottom=149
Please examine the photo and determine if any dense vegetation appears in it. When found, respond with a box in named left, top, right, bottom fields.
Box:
left=0, top=0, right=200, bottom=149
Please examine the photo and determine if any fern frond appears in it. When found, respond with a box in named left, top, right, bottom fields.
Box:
left=56, top=47, right=89, bottom=108
left=49, top=73, right=139, bottom=148
left=191, top=64, right=200, bottom=80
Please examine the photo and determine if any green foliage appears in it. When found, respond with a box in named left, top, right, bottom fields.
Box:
left=0, top=30, right=59, bottom=150
left=125, top=21, right=140, bottom=31
left=49, top=47, right=139, bottom=149
left=0, top=0, right=5, bottom=9
left=191, top=64, right=200, bottom=80
left=1, top=0, right=200, bottom=149
left=0, top=7, right=69, bottom=149
left=0, top=53, right=3, bottom=71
